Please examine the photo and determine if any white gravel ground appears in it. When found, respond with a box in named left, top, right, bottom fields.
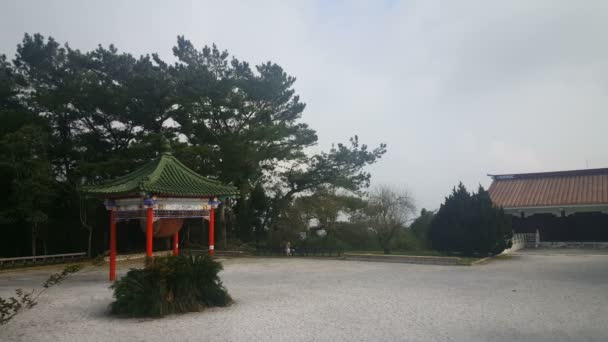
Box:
left=1, top=253, right=607, bottom=342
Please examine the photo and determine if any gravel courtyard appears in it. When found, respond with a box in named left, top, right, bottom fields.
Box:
left=1, top=253, right=607, bottom=342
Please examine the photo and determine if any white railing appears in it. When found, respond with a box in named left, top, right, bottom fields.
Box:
left=503, top=233, right=534, bottom=254
left=538, top=241, right=608, bottom=249
left=0, top=252, right=87, bottom=268
left=503, top=230, right=608, bottom=253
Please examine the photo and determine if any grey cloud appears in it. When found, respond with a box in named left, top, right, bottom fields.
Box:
left=1, top=0, right=607, bottom=210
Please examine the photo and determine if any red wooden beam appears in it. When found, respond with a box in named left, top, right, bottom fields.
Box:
left=146, top=207, right=154, bottom=257
left=209, top=208, right=215, bottom=256
left=173, top=231, right=179, bottom=256
left=109, top=209, right=116, bottom=281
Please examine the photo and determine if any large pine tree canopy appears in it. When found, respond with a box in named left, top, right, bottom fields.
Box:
left=0, top=33, right=387, bottom=257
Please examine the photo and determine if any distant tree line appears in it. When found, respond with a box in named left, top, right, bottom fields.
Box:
left=279, top=182, right=513, bottom=257
left=272, top=186, right=419, bottom=255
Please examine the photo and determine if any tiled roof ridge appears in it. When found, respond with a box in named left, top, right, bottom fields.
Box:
left=167, top=154, right=224, bottom=185
left=488, top=168, right=608, bottom=208
left=142, top=154, right=169, bottom=186
left=489, top=167, right=608, bottom=180
left=82, top=152, right=238, bottom=197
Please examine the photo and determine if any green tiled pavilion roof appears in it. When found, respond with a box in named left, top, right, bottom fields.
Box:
left=82, top=152, right=239, bottom=198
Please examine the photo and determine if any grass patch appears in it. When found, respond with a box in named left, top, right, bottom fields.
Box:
left=493, top=254, right=513, bottom=260
left=458, top=257, right=482, bottom=265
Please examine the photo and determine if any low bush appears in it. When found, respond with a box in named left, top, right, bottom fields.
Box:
left=110, top=255, right=232, bottom=317
left=298, top=234, right=351, bottom=250
left=332, top=222, right=381, bottom=250
left=392, top=229, right=427, bottom=251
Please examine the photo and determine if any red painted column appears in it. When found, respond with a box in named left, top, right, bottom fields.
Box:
left=209, top=208, right=215, bottom=256
left=173, top=231, right=179, bottom=256
left=109, top=209, right=116, bottom=281
left=146, top=207, right=154, bottom=257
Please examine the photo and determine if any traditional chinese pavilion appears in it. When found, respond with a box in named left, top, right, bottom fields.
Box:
left=83, top=141, right=238, bottom=281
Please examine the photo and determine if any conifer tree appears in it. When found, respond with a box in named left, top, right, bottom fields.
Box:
left=428, top=183, right=512, bottom=256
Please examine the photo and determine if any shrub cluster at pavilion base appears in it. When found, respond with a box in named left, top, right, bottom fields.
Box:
left=110, top=254, right=232, bottom=317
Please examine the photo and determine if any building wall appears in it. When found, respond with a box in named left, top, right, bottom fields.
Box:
left=512, top=212, right=608, bottom=241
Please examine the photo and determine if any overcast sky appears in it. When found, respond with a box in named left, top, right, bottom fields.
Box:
left=2, top=0, right=608, bottom=210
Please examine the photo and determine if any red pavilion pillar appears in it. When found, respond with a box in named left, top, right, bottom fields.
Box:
left=109, top=208, right=116, bottom=281
left=173, top=231, right=179, bottom=256
left=146, top=207, right=154, bottom=257
left=209, top=208, right=215, bottom=256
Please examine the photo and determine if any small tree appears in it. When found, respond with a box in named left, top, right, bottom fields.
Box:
left=294, top=188, right=365, bottom=233
left=428, top=183, right=512, bottom=256
left=410, top=208, right=435, bottom=242
left=0, top=125, right=52, bottom=256
left=362, top=186, right=415, bottom=254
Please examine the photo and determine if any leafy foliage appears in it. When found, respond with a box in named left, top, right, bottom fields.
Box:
left=1, top=33, right=387, bottom=256
left=110, top=255, right=231, bottom=317
left=0, top=264, right=82, bottom=325
left=331, top=222, right=381, bottom=250
left=265, top=189, right=368, bottom=248
left=0, top=124, right=52, bottom=256
left=428, top=183, right=512, bottom=256
left=392, top=229, right=427, bottom=251
left=293, top=189, right=365, bottom=232
left=43, top=264, right=83, bottom=288
left=0, top=289, right=35, bottom=325
left=266, top=187, right=424, bottom=253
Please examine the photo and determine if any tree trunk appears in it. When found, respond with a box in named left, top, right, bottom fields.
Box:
left=237, top=182, right=253, bottom=241
left=219, top=204, right=227, bottom=250
left=79, top=194, right=94, bottom=258
left=31, top=223, right=37, bottom=256
left=87, top=227, right=93, bottom=258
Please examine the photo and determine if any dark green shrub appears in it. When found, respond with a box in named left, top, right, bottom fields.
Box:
left=428, top=183, right=512, bottom=256
left=298, top=234, right=351, bottom=250
left=332, top=222, right=381, bottom=250
left=110, top=255, right=232, bottom=317
left=410, top=208, right=435, bottom=242
left=392, top=229, right=427, bottom=251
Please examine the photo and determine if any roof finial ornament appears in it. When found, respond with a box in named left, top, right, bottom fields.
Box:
left=160, top=134, right=172, bottom=155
